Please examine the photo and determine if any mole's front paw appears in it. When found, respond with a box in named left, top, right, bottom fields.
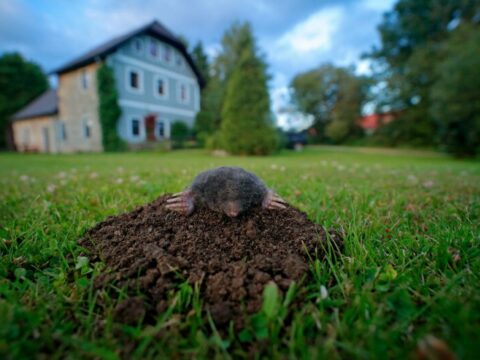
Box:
left=262, top=190, right=287, bottom=210
left=166, top=191, right=194, bottom=215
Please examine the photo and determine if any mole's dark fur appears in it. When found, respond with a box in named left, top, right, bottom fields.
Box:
left=166, top=166, right=286, bottom=217
left=192, top=167, right=267, bottom=215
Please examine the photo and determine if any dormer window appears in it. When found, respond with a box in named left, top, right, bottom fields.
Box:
left=132, top=38, right=143, bottom=55
left=175, top=53, right=183, bottom=67
left=150, top=39, right=158, bottom=58
left=164, top=45, right=171, bottom=63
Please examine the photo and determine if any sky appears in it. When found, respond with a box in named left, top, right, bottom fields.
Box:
left=0, top=0, right=396, bottom=123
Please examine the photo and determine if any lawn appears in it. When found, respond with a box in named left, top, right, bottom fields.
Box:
left=0, top=147, right=479, bottom=359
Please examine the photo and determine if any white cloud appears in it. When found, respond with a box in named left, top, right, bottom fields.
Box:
left=205, top=43, right=222, bottom=61
left=275, top=7, right=343, bottom=54
left=356, top=58, right=372, bottom=75
left=83, top=6, right=150, bottom=38
left=1, top=0, right=397, bottom=126
left=270, top=85, right=290, bottom=112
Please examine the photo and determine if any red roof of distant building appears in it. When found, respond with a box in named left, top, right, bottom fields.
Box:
left=359, top=113, right=396, bottom=130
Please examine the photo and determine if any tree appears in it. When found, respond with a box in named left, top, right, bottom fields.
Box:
left=368, top=0, right=478, bottom=146
left=215, top=22, right=257, bottom=83
left=191, top=41, right=222, bottom=145
left=194, top=22, right=268, bottom=149
left=219, top=31, right=277, bottom=155
left=430, top=24, right=480, bottom=157
left=291, top=64, right=369, bottom=143
left=0, top=53, right=48, bottom=149
left=190, top=41, right=209, bottom=86
left=97, top=64, right=125, bottom=151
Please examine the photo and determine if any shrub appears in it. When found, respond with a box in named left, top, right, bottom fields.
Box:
left=97, top=64, right=126, bottom=151
left=170, top=121, right=190, bottom=149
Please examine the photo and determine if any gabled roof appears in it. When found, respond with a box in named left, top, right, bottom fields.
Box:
left=11, top=89, right=58, bottom=121
left=51, top=20, right=205, bottom=87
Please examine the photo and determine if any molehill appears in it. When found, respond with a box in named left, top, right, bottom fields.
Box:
left=79, top=195, right=343, bottom=327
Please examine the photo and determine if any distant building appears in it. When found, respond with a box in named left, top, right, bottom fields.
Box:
left=11, top=20, right=204, bottom=153
left=358, top=112, right=398, bottom=135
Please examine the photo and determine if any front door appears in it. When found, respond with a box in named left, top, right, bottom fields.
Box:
left=145, top=114, right=156, bottom=142
left=42, top=127, right=50, bottom=153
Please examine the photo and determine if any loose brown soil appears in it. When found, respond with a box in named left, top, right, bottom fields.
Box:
left=79, top=195, right=343, bottom=327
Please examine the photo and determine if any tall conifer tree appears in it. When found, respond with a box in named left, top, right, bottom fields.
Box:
left=220, top=42, right=277, bottom=155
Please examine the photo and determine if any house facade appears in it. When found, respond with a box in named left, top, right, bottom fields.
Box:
left=11, top=20, right=204, bottom=153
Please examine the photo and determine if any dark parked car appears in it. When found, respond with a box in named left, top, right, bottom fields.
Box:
left=285, top=131, right=307, bottom=150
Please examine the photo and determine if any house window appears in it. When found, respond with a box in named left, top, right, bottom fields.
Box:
left=83, top=118, right=92, bottom=139
left=22, top=128, right=31, bottom=145
left=175, top=53, right=182, bottom=67
left=80, top=70, right=89, bottom=90
left=126, top=67, right=143, bottom=93
left=131, top=118, right=140, bottom=137
left=157, top=79, right=165, bottom=95
left=164, top=45, right=171, bottom=62
left=177, top=82, right=189, bottom=103
left=181, top=85, right=186, bottom=101
left=150, top=39, right=158, bottom=57
left=130, top=71, right=139, bottom=89
left=153, top=75, right=168, bottom=99
left=157, top=121, right=164, bottom=138
left=56, top=121, right=67, bottom=141
left=132, top=38, right=143, bottom=55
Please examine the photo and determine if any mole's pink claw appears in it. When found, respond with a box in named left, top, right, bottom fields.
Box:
left=166, top=191, right=194, bottom=215
left=263, top=190, right=287, bottom=210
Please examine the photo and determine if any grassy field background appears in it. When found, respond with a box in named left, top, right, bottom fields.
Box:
left=1, top=146, right=479, bottom=359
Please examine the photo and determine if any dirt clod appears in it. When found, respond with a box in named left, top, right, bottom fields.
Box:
left=79, top=195, right=342, bottom=327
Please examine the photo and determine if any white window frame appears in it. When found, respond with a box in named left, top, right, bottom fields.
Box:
left=177, top=82, right=190, bottom=104
left=22, top=128, right=31, bottom=145
left=79, top=69, right=90, bottom=91
left=131, top=38, right=144, bottom=56
left=153, top=74, right=169, bottom=100
left=125, top=66, right=144, bottom=94
left=82, top=117, right=92, bottom=139
left=116, top=54, right=197, bottom=86
left=61, top=121, right=67, bottom=140
left=56, top=121, right=67, bottom=141
left=156, top=119, right=165, bottom=138
left=130, top=116, right=142, bottom=138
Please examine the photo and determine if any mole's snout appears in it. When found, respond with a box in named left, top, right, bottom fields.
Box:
left=224, top=201, right=240, bottom=218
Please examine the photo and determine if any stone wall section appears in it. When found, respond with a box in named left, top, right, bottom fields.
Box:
left=58, top=62, right=103, bottom=152
left=12, top=116, right=57, bottom=153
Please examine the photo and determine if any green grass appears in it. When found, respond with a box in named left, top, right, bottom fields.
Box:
left=1, top=146, right=479, bottom=359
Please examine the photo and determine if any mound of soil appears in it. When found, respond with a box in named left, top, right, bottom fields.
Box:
left=79, top=195, right=343, bottom=327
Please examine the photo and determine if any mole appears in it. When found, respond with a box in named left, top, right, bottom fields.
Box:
left=166, top=166, right=287, bottom=217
